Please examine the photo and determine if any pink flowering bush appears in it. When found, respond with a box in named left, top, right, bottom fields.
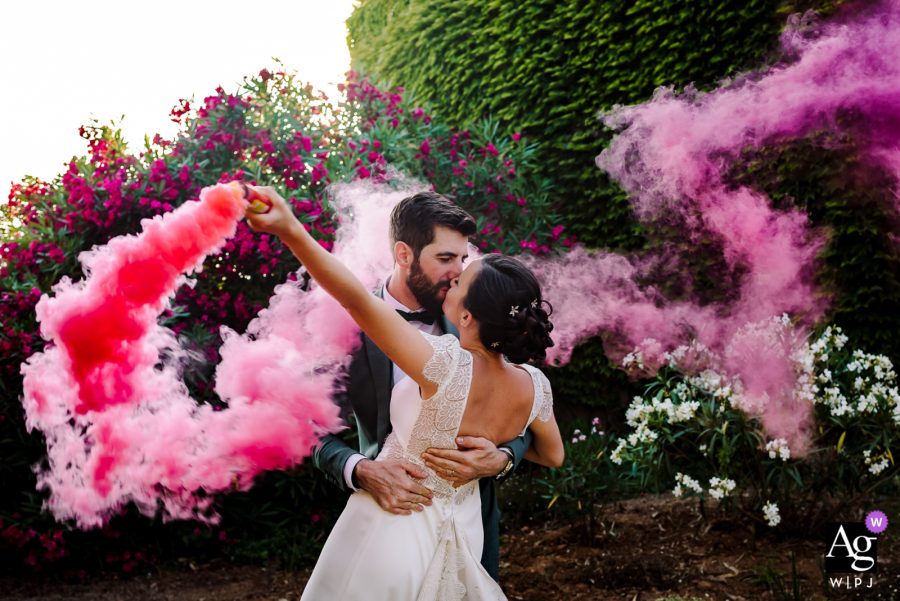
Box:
left=0, top=66, right=566, bottom=571
left=339, top=76, right=571, bottom=254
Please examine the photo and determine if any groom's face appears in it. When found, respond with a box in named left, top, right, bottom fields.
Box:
left=407, top=226, right=469, bottom=315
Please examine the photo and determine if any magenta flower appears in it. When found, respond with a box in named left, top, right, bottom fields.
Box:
left=311, top=161, right=329, bottom=184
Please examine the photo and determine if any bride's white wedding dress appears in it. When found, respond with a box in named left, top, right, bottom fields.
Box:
left=300, top=333, right=554, bottom=601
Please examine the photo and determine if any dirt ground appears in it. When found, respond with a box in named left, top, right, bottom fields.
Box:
left=1, top=495, right=896, bottom=601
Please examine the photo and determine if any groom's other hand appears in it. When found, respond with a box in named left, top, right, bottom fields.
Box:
left=354, top=458, right=433, bottom=515
left=422, top=437, right=509, bottom=487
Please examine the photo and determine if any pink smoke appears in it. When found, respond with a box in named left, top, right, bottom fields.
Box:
left=536, top=1, right=900, bottom=454
left=21, top=181, right=406, bottom=527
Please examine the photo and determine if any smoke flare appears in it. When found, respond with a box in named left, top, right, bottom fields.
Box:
left=536, top=1, right=900, bottom=454
left=21, top=181, right=408, bottom=527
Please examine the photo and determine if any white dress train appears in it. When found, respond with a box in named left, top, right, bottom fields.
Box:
left=300, top=333, right=554, bottom=601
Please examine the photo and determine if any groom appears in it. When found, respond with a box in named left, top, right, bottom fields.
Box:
left=313, top=191, right=533, bottom=581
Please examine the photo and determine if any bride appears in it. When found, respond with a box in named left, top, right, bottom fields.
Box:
left=244, top=186, right=564, bottom=600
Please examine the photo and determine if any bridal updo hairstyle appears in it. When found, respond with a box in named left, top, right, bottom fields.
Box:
left=464, top=255, right=554, bottom=364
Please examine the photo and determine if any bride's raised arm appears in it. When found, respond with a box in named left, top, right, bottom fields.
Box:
left=244, top=186, right=439, bottom=399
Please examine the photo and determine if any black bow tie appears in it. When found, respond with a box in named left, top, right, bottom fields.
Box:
left=396, top=309, right=437, bottom=326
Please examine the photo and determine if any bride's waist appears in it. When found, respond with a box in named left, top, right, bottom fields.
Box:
left=377, top=435, right=478, bottom=502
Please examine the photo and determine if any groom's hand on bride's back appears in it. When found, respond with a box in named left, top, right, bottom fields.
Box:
left=354, top=458, right=433, bottom=515
left=421, top=437, right=510, bottom=487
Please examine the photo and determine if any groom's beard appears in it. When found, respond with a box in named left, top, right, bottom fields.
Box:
left=407, top=259, right=449, bottom=317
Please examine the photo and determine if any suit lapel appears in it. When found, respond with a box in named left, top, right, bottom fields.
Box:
left=369, top=287, right=394, bottom=447
left=363, top=336, right=393, bottom=447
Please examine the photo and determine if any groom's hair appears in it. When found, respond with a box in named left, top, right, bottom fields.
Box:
left=390, top=192, right=476, bottom=258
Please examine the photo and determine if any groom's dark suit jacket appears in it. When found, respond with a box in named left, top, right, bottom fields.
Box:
left=312, top=309, right=533, bottom=581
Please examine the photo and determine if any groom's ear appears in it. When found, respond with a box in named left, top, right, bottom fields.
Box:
left=394, top=241, right=413, bottom=267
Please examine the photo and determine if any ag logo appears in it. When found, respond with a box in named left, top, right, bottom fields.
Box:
left=824, top=523, right=877, bottom=573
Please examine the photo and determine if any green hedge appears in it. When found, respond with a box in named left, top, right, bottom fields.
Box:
left=347, top=0, right=899, bottom=410
left=348, top=0, right=838, bottom=250
left=727, top=136, right=900, bottom=361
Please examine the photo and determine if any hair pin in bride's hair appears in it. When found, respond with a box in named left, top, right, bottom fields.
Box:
left=509, top=305, right=519, bottom=317
left=530, top=299, right=538, bottom=308
left=491, top=342, right=500, bottom=348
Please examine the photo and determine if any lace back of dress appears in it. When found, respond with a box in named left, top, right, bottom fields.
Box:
left=382, top=334, right=478, bottom=502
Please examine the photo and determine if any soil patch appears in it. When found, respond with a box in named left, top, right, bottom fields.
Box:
left=1, top=495, right=896, bottom=600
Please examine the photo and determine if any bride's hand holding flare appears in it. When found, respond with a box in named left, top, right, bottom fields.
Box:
left=243, top=186, right=298, bottom=239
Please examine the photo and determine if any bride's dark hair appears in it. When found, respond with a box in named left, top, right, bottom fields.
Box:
left=463, top=255, right=554, bottom=364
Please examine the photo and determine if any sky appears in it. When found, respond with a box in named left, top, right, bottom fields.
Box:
left=0, top=0, right=357, bottom=197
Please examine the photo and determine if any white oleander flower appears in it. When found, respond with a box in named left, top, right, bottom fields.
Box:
left=810, top=331, right=828, bottom=358
left=667, top=400, right=699, bottom=424
left=609, top=439, right=627, bottom=465
left=834, top=329, right=848, bottom=349
left=652, top=396, right=675, bottom=420
left=627, top=423, right=658, bottom=446
left=822, top=386, right=851, bottom=417
left=674, top=473, right=703, bottom=495
left=869, top=457, right=890, bottom=476
left=689, top=370, right=722, bottom=394
left=763, top=501, right=781, bottom=527
left=625, top=397, right=650, bottom=427
left=856, top=393, right=878, bottom=414
left=863, top=450, right=891, bottom=476
left=708, top=477, right=736, bottom=500
left=622, top=350, right=644, bottom=370
left=665, top=345, right=688, bottom=367
left=699, top=444, right=708, bottom=454
left=713, top=385, right=732, bottom=399
left=765, top=439, right=791, bottom=461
